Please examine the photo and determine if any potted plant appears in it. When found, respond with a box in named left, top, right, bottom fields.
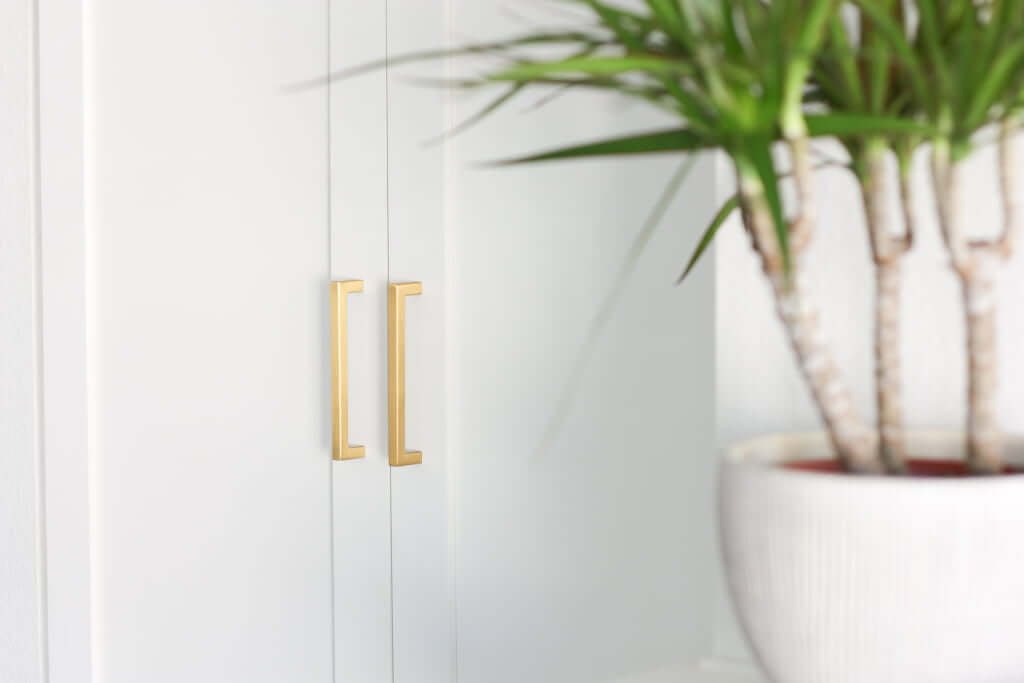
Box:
left=329, top=1, right=1024, bottom=680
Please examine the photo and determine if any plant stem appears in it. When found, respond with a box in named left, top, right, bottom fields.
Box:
left=770, top=268, right=880, bottom=472
left=861, top=149, right=908, bottom=473
left=999, top=118, right=1021, bottom=256
left=933, top=152, right=1004, bottom=474
left=963, top=252, right=1002, bottom=474
left=898, top=160, right=916, bottom=253
left=736, top=165, right=881, bottom=473
left=932, top=142, right=970, bottom=276
left=788, top=136, right=815, bottom=251
left=873, top=260, right=906, bottom=472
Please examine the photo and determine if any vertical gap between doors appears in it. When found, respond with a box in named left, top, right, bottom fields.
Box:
left=31, top=0, right=52, bottom=679
left=385, top=1, right=396, bottom=682
left=326, top=0, right=337, bottom=680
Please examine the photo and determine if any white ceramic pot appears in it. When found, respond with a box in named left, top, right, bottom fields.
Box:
left=719, top=432, right=1024, bottom=683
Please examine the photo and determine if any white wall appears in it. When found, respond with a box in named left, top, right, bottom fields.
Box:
left=714, top=140, right=1024, bottom=660
left=0, top=1, right=45, bottom=681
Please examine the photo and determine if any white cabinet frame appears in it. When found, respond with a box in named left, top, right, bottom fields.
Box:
left=34, top=1, right=94, bottom=682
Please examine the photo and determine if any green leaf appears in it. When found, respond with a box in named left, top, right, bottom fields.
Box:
left=852, top=0, right=931, bottom=111
left=953, top=0, right=981, bottom=114
left=804, top=113, right=933, bottom=138
left=677, top=194, right=740, bottom=283
left=530, top=154, right=698, bottom=457
left=786, top=0, right=837, bottom=107
left=583, top=0, right=649, bottom=52
left=964, top=39, right=1024, bottom=130
left=746, top=140, right=790, bottom=272
left=974, top=0, right=1015, bottom=90
left=914, top=0, right=950, bottom=99
left=824, top=12, right=864, bottom=110
left=717, top=0, right=746, bottom=59
left=861, top=0, right=897, bottom=113
left=489, top=55, right=692, bottom=82
left=424, top=84, right=524, bottom=145
left=644, top=0, right=687, bottom=44
left=489, top=128, right=714, bottom=165
left=287, top=32, right=606, bottom=90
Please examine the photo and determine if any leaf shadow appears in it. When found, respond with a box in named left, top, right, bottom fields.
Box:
left=531, top=154, right=700, bottom=460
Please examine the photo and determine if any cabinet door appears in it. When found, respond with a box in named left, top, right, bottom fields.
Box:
left=88, top=2, right=334, bottom=682
left=383, top=2, right=719, bottom=683
left=385, top=1, right=455, bottom=681
left=330, top=1, right=394, bottom=682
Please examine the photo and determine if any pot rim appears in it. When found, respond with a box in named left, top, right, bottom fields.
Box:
left=721, top=430, right=1024, bottom=486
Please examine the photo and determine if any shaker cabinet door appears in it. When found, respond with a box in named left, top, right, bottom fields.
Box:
left=384, top=1, right=455, bottom=682
left=85, top=2, right=336, bottom=682
left=88, top=2, right=399, bottom=681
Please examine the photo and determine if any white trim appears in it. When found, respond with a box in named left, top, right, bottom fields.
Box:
left=37, top=0, right=93, bottom=681
left=0, top=1, right=45, bottom=681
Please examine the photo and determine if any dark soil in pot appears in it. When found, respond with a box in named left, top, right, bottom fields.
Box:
left=785, top=458, right=1024, bottom=477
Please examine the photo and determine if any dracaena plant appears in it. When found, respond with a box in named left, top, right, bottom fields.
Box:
left=812, top=2, right=923, bottom=474
left=811, top=0, right=1024, bottom=474
left=858, top=0, right=1024, bottom=474
left=329, top=0, right=1024, bottom=474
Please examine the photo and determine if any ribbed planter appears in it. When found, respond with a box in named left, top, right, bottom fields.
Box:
left=719, top=432, right=1024, bottom=683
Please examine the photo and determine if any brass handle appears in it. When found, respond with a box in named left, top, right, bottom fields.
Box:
left=331, top=280, right=365, bottom=461
left=388, top=282, right=422, bottom=467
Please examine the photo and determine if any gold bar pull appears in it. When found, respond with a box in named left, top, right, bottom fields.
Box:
left=331, top=280, right=365, bottom=461
left=388, top=282, right=423, bottom=467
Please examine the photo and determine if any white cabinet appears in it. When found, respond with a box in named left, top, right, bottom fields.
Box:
left=328, top=2, right=723, bottom=682
left=30, top=1, right=728, bottom=682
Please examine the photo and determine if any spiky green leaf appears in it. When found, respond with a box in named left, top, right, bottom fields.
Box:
left=677, top=194, right=740, bottom=283
left=805, top=113, right=933, bottom=138
left=490, top=55, right=692, bottom=82
left=490, top=128, right=714, bottom=165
